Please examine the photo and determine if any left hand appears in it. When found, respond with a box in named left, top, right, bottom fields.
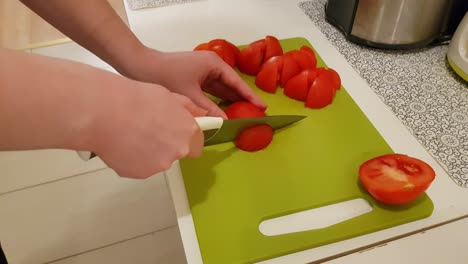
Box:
left=118, top=47, right=267, bottom=118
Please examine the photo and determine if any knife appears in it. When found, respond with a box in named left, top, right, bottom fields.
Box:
left=77, top=115, right=306, bottom=161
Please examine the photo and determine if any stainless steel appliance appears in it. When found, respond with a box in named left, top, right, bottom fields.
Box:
left=325, top=0, right=468, bottom=49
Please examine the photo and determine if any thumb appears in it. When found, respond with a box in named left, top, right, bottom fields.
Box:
left=171, top=93, right=208, bottom=117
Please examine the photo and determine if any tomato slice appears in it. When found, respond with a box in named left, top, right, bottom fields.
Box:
left=305, top=74, right=335, bottom=109
left=194, top=39, right=239, bottom=67
left=280, top=54, right=302, bottom=87
left=286, top=50, right=316, bottom=71
left=194, top=43, right=209, bottom=51
left=210, top=44, right=236, bottom=68
left=237, top=40, right=266, bottom=75
left=223, top=101, right=273, bottom=152
left=264, top=36, right=283, bottom=61
left=322, top=68, right=341, bottom=90
left=235, top=124, right=273, bottom=152
left=255, top=56, right=283, bottom=93
left=359, top=154, right=436, bottom=205
left=224, top=101, right=266, bottom=119
left=284, top=70, right=309, bottom=101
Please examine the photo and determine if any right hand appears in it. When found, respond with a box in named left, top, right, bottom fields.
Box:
left=91, top=81, right=207, bottom=179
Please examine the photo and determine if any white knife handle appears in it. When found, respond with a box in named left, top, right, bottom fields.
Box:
left=76, top=116, right=224, bottom=161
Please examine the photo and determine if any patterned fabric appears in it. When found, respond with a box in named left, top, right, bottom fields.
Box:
left=126, top=0, right=204, bottom=10
left=299, top=0, right=468, bottom=187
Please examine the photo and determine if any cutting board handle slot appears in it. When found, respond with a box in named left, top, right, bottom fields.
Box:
left=258, top=198, right=373, bottom=236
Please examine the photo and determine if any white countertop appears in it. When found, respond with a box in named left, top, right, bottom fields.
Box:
left=121, top=0, right=468, bottom=263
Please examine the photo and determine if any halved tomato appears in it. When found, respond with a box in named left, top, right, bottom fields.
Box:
left=224, top=101, right=266, bottom=119
left=223, top=101, right=273, bottom=152
left=359, top=154, right=436, bottom=205
left=194, top=39, right=239, bottom=67
left=235, top=124, right=273, bottom=152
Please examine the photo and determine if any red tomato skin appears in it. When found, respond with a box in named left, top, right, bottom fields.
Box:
left=234, top=125, right=273, bottom=152
left=280, top=54, right=302, bottom=87
left=284, top=70, right=309, bottom=101
left=286, top=50, right=316, bottom=70
left=299, top=46, right=317, bottom=67
left=305, top=75, right=335, bottom=109
left=194, top=39, right=239, bottom=67
left=255, top=56, right=283, bottom=93
left=194, top=43, right=209, bottom=51
left=264, top=36, right=283, bottom=61
left=237, top=40, right=266, bottom=75
left=322, top=68, right=342, bottom=90
left=210, top=45, right=236, bottom=67
left=224, top=101, right=266, bottom=119
left=359, top=154, right=436, bottom=205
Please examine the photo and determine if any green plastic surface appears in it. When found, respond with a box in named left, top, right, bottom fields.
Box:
left=179, top=37, right=434, bottom=264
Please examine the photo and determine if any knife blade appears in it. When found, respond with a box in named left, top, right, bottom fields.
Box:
left=203, top=115, right=306, bottom=146
left=76, top=115, right=306, bottom=161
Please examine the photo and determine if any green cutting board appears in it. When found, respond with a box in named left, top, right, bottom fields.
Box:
left=179, top=37, right=434, bottom=264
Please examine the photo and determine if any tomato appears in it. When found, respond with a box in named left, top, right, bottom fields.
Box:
left=264, top=36, right=283, bottom=61
left=255, top=56, right=283, bottom=93
left=284, top=69, right=308, bottom=101
left=305, top=74, right=335, bottom=109
left=194, top=39, right=239, bottom=67
left=359, top=154, right=436, bottom=205
left=237, top=40, right=266, bottom=75
left=322, top=68, right=341, bottom=90
left=235, top=124, right=273, bottom=152
left=237, top=36, right=283, bottom=76
left=224, top=101, right=266, bottom=119
left=284, top=68, right=319, bottom=102
left=279, top=49, right=317, bottom=87
left=223, top=101, right=273, bottom=152
left=279, top=54, right=302, bottom=87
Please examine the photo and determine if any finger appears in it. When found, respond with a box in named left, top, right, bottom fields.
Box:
left=203, top=81, right=243, bottom=102
left=190, top=91, right=228, bottom=119
left=171, top=93, right=208, bottom=117
left=187, top=122, right=204, bottom=158
left=217, top=63, right=268, bottom=110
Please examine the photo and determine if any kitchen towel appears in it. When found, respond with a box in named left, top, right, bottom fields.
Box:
left=300, top=0, right=468, bottom=187
left=126, top=0, right=204, bottom=10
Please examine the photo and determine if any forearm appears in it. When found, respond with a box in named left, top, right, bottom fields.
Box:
left=20, top=0, right=147, bottom=75
left=0, top=48, right=126, bottom=151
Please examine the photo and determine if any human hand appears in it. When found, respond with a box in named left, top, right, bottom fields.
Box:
left=91, top=81, right=207, bottom=179
left=118, top=48, right=267, bottom=119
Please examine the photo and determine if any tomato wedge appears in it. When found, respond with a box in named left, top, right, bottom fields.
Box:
left=280, top=54, right=302, bottom=87
left=194, top=39, right=239, bottom=67
left=255, top=56, right=283, bottom=93
left=305, top=74, right=335, bottom=109
left=359, top=154, right=436, bottom=205
left=237, top=36, right=283, bottom=76
left=264, top=36, right=283, bottom=61
left=283, top=68, right=319, bottom=101
left=237, top=40, right=266, bottom=75
left=321, top=68, right=341, bottom=90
